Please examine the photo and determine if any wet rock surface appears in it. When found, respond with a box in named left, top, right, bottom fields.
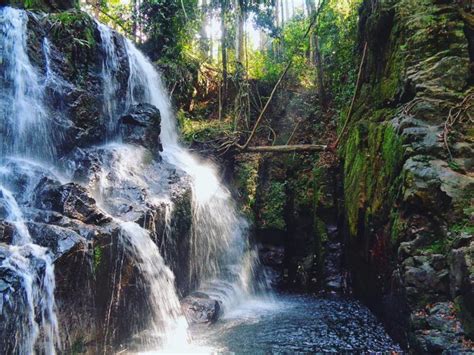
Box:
left=181, top=292, right=222, bottom=324
left=119, top=103, right=163, bottom=154
left=0, top=148, right=194, bottom=351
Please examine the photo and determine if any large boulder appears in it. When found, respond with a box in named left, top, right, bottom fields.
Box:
left=119, top=103, right=163, bottom=154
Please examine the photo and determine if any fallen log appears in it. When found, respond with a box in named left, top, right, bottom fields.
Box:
left=245, top=144, right=327, bottom=153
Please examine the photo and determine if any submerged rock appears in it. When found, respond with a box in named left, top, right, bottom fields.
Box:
left=181, top=292, right=222, bottom=324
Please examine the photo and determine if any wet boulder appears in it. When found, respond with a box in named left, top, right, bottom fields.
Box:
left=181, top=292, right=222, bottom=324
left=119, top=103, right=162, bottom=154
left=26, top=222, right=85, bottom=260
left=0, top=222, right=13, bottom=244
left=32, top=178, right=110, bottom=225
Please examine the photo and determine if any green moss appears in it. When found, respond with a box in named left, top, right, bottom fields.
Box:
left=177, top=110, right=232, bottom=144
left=343, top=122, right=404, bottom=237
left=455, top=296, right=474, bottom=339
left=235, top=155, right=260, bottom=218
left=379, top=58, right=403, bottom=101
left=343, top=124, right=368, bottom=236
left=93, top=245, right=102, bottom=273
left=71, top=337, right=86, bottom=354
left=391, top=211, right=406, bottom=244
left=259, top=181, right=287, bottom=231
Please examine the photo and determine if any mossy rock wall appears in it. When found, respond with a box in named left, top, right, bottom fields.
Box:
left=342, top=0, right=474, bottom=351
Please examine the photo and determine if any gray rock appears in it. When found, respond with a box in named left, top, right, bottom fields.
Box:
left=119, top=104, right=162, bottom=154
left=181, top=292, right=222, bottom=324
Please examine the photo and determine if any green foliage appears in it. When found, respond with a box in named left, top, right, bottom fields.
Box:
left=177, top=109, right=232, bottom=144
left=248, top=15, right=314, bottom=85
left=235, top=155, right=260, bottom=218
left=50, top=11, right=97, bottom=49
left=317, top=0, right=362, bottom=109
left=23, top=0, right=42, bottom=10
left=93, top=245, right=102, bottom=273
left=259, top=181, right=287, bottom=231
left=139, top=0, right=199, bottom=63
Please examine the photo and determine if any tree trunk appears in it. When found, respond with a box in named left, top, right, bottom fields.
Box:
left=220, top=0, right=228, bottom=98
left=234, top=0, right=244, bottom=65
left=314, top=35, right=327, bottom=108
left=306, top=0, right=327, bottom=108
left=233, top=0, right=246, bottom=131
left=280, top=0, right=285, bottom=25
left=200, top=0, right=210, bottom=58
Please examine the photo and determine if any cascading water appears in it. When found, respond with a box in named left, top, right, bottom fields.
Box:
left=0, top=184, right=60, bottom=354
left=0, top=7, right=54, bottom=160
left=123, top=39, right=265, bottom=309
left=97, top=22, right=122, bottom=137
left=0, top=7, right=60, bottom=354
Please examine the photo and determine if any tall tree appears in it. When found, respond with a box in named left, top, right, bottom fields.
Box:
left=220, top=0, right=228, bottom=90
left=306, top=0, right=327, bottom=108
left=234, top=0, right=245, bottom=66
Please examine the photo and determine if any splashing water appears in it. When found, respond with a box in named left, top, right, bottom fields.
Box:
left=0, top=7, right=61, bottom=353
left=124, top=39, right=266, bottom=310
left=118, top=221, right=187, bottom=347
left=0, top=186, right=60, bottom=354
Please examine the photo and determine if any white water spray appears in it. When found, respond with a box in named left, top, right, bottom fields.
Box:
left=0, top=6, right=61, bottom=353
left=124, top=39, right=264, bottom=309
left=0, top=186, right=60, bottom=354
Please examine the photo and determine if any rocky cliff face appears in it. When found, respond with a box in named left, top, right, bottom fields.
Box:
left=342, top=0, right=473, bottom=351
left=0, top=8, right=195, bottom=353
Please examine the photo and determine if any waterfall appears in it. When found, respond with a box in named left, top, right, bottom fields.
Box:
left=97, top=22, right=121, bottom=137
left=124, top=39, right=263, bottom=309
left=0, top=7, right=60, bottom=354
left=0, top=7, right=55, bottom=160
left=117, top=222, right=189, bottom=346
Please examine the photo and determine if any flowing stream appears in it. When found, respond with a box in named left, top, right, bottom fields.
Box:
left=0, top=7, right=400, bottom=354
